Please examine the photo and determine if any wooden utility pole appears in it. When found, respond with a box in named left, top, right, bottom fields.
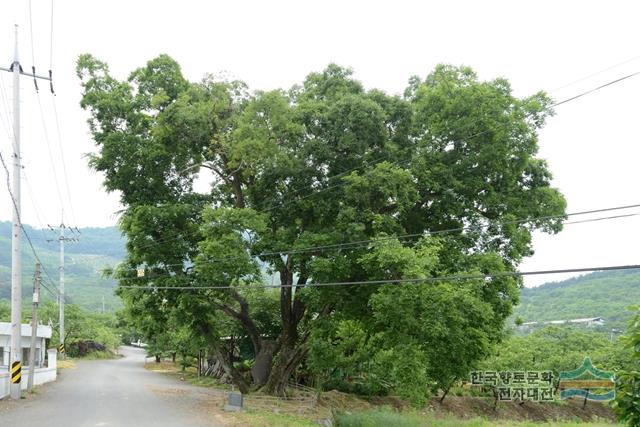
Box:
left=28, top=263, right=41, bottom=393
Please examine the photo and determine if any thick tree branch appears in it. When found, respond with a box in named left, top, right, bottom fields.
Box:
left=196, top=321, right=249, bottom=393
left=292, top=275, right=307, bottom=324
left=214, top=296, right=262, bottom=355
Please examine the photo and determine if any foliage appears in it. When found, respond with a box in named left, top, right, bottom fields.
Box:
left=515, top=269, right=640, bottom=329
left=38, top=301, right=121, bottom=351
left=80, top=350, right=121, bottom=360
left=0, top=299, right=9, bottom=321
left=613, top=307, right=640, bottom=426
left=77, top=55, right=566, bottom=398
left=483, top=326, right=633, bottom=380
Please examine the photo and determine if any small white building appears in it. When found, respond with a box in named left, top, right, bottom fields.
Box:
left=0, top=322, right=57, bottom=399
left=0, top=322, right=52, bottom=368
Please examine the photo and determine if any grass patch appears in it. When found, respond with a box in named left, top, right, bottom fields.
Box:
left=333, top=409, right=619, bottom=427
left=334, top=409, right=425, bottom=427
left=226, top=409, right=320, bottom=427
left=56, top=359, right=76, bottom=370
left=79, top=350, right=121, bottom=360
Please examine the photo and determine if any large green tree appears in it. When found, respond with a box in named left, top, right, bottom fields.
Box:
left=77, top=56, right=565, bottom=396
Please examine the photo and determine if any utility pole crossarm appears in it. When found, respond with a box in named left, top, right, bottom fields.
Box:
left=0, top=66, right=51, bottom=81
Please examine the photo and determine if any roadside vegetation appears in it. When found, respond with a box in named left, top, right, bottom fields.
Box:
left=1, top=300, right=123, bottom=359
left=332, top=410, right=618, bottom=427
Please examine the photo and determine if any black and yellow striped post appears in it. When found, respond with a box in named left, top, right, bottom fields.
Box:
left=11, top=361, right=21, bottom=384
left=59, top=344, right=65, bottom=354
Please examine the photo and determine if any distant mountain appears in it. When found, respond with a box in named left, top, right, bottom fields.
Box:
left=0, top=221, right=126, bottom=312
left=514, top=269, right=640, bottom=330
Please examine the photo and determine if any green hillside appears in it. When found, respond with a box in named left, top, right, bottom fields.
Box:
left=514, top=269, right=640, bottom=329
left=0, top=221, right=125, bottom=312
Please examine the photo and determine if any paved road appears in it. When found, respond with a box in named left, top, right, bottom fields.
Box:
left=0, top=346, right=226, bottom=427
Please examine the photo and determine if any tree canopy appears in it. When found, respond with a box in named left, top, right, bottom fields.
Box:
left=77, top=55, right=565, bottom=399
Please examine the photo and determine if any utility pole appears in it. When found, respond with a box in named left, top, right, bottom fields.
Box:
left=48, top=219, right=78, bottom=359
left=28, top=263, right=41, bottom=393
left=7, top=24, right=22, bottom=401
left=0, top=25, right=51, bottom=400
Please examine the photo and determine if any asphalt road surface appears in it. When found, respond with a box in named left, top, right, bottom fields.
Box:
left=0, top=346, right=226, bottom=427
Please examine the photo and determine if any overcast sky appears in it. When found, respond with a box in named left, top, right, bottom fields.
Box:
left=0, top=0, right=639, bottom=287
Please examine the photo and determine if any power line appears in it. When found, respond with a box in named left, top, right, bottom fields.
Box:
left=51, top=96, right=78, bottom=225
left=549, top=55, right=640, bottom=93
left=117, top=264, right=640, bottom=291
left=112, top=206, right=640, bottom=278
left=0, top=74, right=15, bottom=142
left=27, top=0, right=36, bottom=67
left=49, top=0, right=54, bottom=71
left=26, top=0, right=74, bottom=224
left=553, top=71, right=640, bottom=107
left=35, top=93, right=64, bottom=213
left=0, top=150, right=59, bottom=298
left=563, top=212, right=640, bottom=225
left=41, top=0, right=76, bottom=224
left=22, top=170, right=49, bottom=240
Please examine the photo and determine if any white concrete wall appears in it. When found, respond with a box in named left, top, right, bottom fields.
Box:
left=0, top=337, right=48, bottom=367
left=0, top=349, right=58, bottom=399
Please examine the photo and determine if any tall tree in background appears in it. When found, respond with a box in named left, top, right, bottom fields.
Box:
left=77, top=56, right=565, bottom=396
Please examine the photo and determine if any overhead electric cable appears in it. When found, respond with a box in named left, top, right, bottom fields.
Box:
left=49, top=0, right=54, bottom=70
left=28, top=0, right=36, bottom=66
left=0, top=151, right=59, bottom=298
left=23, top=170, right=49, bottom=240
left=553, top=71, right=640, bottom=107
left=0, top=74, right=15, bottom=144
left=35, top=95, right=64, bottom=212
left=549, top=55, right=640, bottom=93
left=51, top=97, right=78, bottom=225
left=117, top=264, right=640, bottom=291
left=112, top=205, right=640, bottom=276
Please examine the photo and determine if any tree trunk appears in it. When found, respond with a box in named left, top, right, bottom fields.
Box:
left=440, top=387, right=450, bottom=403
left=155, top=355, right=161, bottom=363
left=262, top=345, right=308, bottom=396
left=215, top=348, right=250, bottom=394
left=197, top=322, right=250, bottom=393
left=251, top=340, right=277, bottom=388
left=171, top=352, right=176, bottom=363
left=440, top=377, right=457, bottom=403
